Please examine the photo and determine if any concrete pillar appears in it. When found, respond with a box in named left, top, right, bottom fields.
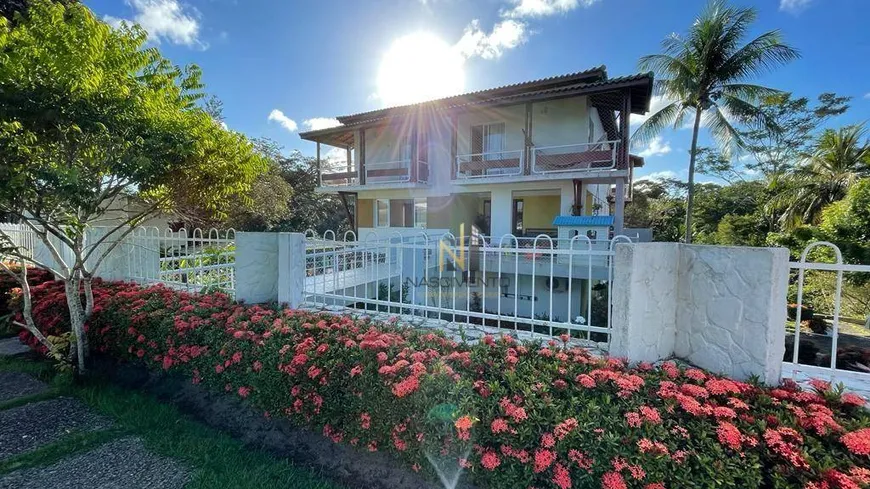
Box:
left=613, top=180, right=625, bottom=235
left=610, top=242, right=789, bottom=384
left=559, top=181, right=575, bottom=216
left=609, top=243, right=679, bottom=362
left=235, top=232, right=280, bottom=304
left=490, top=188, right=513, bottom=238
left=278, top=232, right=306, bottom=308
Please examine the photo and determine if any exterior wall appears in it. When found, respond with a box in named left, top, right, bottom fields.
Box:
left=610, top=242, right=789, bottom=384
left=364, top=125, right=411, bottom=164
left=674, top=245, right=789, bottom=383
left=530, top=97, right=589, bottom=148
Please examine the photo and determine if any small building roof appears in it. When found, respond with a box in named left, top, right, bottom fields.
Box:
left=552, top=215, right=614, bottom=227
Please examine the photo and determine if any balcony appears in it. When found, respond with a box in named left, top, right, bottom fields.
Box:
left=454, top=140, right=621, bottom=181
left=531, top=141, right=620, bottom=174
left=320, top=158, right=429, bottom=188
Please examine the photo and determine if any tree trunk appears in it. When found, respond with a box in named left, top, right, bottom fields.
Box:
left=685, top=107, right=703, bottom=244
left=64, top=276, right=87, bottom=374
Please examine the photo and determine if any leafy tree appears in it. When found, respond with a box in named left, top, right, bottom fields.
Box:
left=274, top=151, right=350, bottom=235
left=771, top=125, right=870, bottom=228
left=742, top=92, right=850, bottom=178
left=634, top=0, right=799, bottom=243
left=624, top=179, right=685, bottom=242
left=0, top=1, right=267, bottom=372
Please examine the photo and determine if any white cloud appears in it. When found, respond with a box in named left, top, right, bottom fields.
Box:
left=104, top=0, right=201, bottom=47
left=303, top=118, right=342, bottom=131
left=502, top=0, right=599, bottom=18
left=455, top=19, right=527, bottom=60
left=637, top=136, right=672, bottom=158
left=779, top=0, right=813, bottom=14
left=636, top=170, right=679, bottom=182
left=268, top=110, right=298, bottom=133
left=864, top=93, right=870, bottom=100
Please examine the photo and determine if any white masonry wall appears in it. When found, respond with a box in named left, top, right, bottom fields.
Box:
left=610, top=242, right=789, bottom=384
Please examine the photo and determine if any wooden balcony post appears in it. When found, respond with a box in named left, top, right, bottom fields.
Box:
left=316, top=141, right=322, bottom=186
left=620, top=89, right=631, bottom=170
left=450, top=114, right=458, bottom=180
left=410, top=114, right=419, bottom=183
left=524, top=102, right=533, bottom=175
left=359, top=129, right=366, bottom=185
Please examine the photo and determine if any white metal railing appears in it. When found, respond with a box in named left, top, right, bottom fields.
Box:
left=302, top=229, right=631, bottom=342
left=531, top=140, right=619, bottom=174
left=319, top=157, right=359, bottom=187
left=783, top=241, right=870, bottom=392
left=455, top=150, right=524, bottom=179
left=0, top=223, right=36, bottom=259
left=127, top=227, right=236, bottom=295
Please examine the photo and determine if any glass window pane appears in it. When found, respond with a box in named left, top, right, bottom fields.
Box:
left=414, top=198, right=427, bottom=229
left=376, top=200, right=388, bottom=227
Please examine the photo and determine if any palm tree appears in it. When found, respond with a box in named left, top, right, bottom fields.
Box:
left=771, top=124, right=870, bottom=228
left=634, top=0, right=799, bottom=243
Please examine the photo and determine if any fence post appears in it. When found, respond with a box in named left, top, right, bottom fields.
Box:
left=235, top=232, right=280, bottom=303
left=278, top=233, right=306, bottom=308
left=609, top=242, right=679, bottom=362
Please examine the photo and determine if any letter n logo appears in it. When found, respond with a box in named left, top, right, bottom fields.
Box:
left=439, top=223, right=465, bottom=272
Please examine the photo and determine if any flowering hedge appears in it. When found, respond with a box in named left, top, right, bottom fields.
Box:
left=13, top=279, right=870, bottom=489
left=0, top=265, right=54, bottom=317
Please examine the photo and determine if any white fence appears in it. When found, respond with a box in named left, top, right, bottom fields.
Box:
left=302, top=230, right=633, bottom=341
left=126, top=227, right=236, bottom=294
left=0, top=223, right=36, bottom=259
left=783, top=241, right=870, bottom=393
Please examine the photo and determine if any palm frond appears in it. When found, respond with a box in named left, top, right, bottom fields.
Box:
left=719, top=31, right=800, bottom=83
left=631, top=101, right=686, bottom=147
left=703, top=105, right=743, bottom=157
left=720, top=83, right=782, bottom=104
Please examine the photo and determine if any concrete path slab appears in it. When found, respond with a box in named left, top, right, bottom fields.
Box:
left=0, top=372, right=48, bottom=403
left=0, top=397, right=112, bottom=460
left=0, top=437, right=190, bottom=489
left=0, top=338, right=30, bottom=357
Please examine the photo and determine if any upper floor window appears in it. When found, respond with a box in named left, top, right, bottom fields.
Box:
left=471, top=123, right=505, bottom=159
left=414, top=198, right=427, bottom=229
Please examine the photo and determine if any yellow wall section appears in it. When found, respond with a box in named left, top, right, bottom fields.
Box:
left=519, top=195, right=560, bottom=230
left=427, top=195, right=480, bottom=235
left=358, top=199, right=373, bottom=228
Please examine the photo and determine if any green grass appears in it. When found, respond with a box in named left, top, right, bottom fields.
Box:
left=0, top=356, right=343, bottom=489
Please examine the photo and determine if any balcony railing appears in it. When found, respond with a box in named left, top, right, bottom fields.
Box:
left=531, top=140, right=620, bottom=174
left=320, top=159, right=429, bottom=187
left=455, top=150, right=524, bottom=179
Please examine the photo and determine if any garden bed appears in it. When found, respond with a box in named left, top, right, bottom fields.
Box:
left=10, top=278, right=870, bottom=489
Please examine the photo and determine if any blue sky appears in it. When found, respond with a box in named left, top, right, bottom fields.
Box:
left=85, top=0, right=870, bottom=183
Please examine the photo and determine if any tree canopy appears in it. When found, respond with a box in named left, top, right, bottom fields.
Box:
left=0, top=0, right=268, bottom=371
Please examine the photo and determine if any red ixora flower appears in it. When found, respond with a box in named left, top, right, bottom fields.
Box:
left=841, top=428, right=870, bottom=456
left=480, top=451, right=500, bottom=470
left=552, top=463, right=571, bottom=489
left=602, top=471, right=627, bottom=489
left=237, top=386, right=251, bottom=398
left=533, top=449, right=556, bottom=473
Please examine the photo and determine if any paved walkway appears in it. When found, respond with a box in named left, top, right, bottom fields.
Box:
left=0, top=338, right=190, bottom=489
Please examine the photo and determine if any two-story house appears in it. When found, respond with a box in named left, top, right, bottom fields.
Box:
left=300, top=66, right=652, bottom=242
left=299, top=67, right=653, bottom=330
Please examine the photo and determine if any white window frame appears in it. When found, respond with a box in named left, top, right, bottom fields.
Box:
left=375, top=199, right=390, bottom=228
left=414, top=198, right=427, bottom=229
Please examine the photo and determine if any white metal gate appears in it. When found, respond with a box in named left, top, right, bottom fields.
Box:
left=303, top=229, right=631, bottom=342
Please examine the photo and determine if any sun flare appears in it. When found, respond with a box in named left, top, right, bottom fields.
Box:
left=377, top=32, right=465, bottom=107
